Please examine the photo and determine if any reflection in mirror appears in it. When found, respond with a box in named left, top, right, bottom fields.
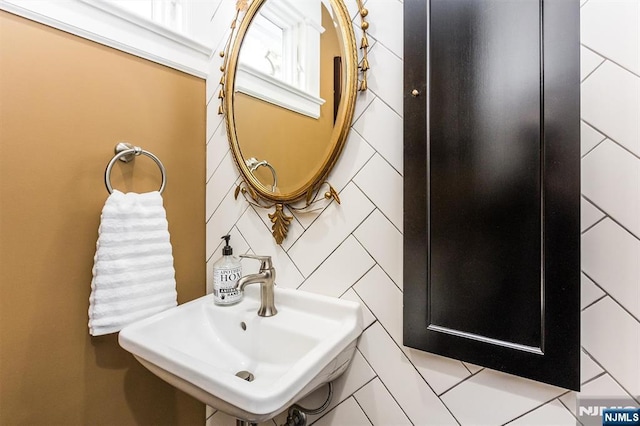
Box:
left=245, top=157, right=278, bottom=191
left=236, top=0, right=326, bottom=118
left=234, top=0, right=343, bottom=195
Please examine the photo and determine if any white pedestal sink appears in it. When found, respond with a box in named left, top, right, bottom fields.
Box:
left=118, top=286, right=363, bottom=422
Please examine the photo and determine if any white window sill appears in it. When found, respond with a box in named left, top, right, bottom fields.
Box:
left=236, top=63, right=325, bottom=119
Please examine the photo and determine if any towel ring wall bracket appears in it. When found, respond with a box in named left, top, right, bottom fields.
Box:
left=105, top=142, right=167, bottom=194
left=114, top=142, right=140, bottom=163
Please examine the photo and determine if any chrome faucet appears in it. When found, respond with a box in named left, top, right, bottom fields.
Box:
left=235, top=254, right=278, bottom=317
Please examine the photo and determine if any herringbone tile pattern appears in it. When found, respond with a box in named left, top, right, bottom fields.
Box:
left=204, top=1, right=640, bottom=424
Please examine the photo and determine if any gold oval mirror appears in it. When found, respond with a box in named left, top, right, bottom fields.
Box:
left=222, top=0, right=369, bottom=244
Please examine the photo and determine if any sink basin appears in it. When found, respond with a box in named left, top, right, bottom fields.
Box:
left=118, top=286, right=363, bottom=422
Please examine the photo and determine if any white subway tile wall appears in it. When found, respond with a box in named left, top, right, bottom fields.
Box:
left=205, top=0, right=640, bottom=424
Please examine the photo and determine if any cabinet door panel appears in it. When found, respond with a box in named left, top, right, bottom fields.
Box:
left=403, top=0, right=581, bottom=390
left=430, top=0, right=542, bottom=349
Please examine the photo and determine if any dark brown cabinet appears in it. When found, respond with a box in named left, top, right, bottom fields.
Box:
left=403, top=0, right=581, bottom=390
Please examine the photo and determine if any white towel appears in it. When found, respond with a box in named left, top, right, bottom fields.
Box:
left=88, top=190, right=177, bottom=336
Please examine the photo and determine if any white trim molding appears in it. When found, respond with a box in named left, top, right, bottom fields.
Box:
left=0, top=0, right=212, bottom=78
left=236, top=63, right=326, bottom=119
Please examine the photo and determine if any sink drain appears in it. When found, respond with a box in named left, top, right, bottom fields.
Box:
left=235, top=370, right=254, bottom=382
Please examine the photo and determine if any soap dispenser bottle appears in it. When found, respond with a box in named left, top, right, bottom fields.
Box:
left=213, top=235, right=243, bottom=305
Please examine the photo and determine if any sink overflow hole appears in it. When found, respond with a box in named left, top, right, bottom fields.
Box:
left=240, top=322, right=246, bottom=331
left=235, top=371, right=254, bottom=382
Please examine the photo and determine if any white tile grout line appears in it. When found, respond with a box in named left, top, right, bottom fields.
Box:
left=294, top=208, right=378, bottom=284
left=461, top=362, right=474, bottom=375
left=581, top=346, right=640, bottom=405
left=351, top=124, right=403, bottom=178
left=308, top=372, right=378, bottom=426
left=436, top=367, right=485, bottom=398
left=580, top=44, right=640, bottom=80
left=352, top=230, right=403, bottom=293
left=206, top=409, right=216, bottom=420
left=350, top=149, right=403, bottom=203
left=351, top=92, right=377, bottom=124
left=205, top=202, right=249, bottom=263
left=351, top=395, right=376, bottom=426
left=352, top=371, right=417, bottom=426
left=581, top=347, right=607, bottom=385
left=205, top=123, right=223, bottom=152
left=205, top=98, right=224, bottom=133
left=557, top=395, right=585, bottom=424
left=205, top=80, right=221, bottom=109
left=501, top=392, right=573, bottom=426
left=581, top=55, right=607, bottom=84
left=366, top=29, right=403, bottom=63
left=555, top=395, right=583, bottom=425
left=580, top=214, right=607, bottom=236
left=309, top=395, right=374, bottom=426
left=352, top=179, right=403, bottom=236
left=581, top=119, right=606, bottom=140
left=367, top=84, right=405, bottom=120
left=233, top=224, right=251, bottom=253
left=580, top=119, right=640, bottom=162
left=204, top=174, right=242, bottom=225
left=581, top=294, right=608, bottom=313
left=581, top=195, right=640, bottom=241
left=205, top=148, right=230, bottom=185
left=581, top=195, right=607, bottom=221
left=337, top=263, right=378, bottom=300
left=581, top=271, right=640, bottom=324
left=207, top=1, right=223, bottom=25
left=580, top=135, right=607, bottom=160
left=582, top=371, right=607, bottom=387
left=351, top=152, right=404, bottom=214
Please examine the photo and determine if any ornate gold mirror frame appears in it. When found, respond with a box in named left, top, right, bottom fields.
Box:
left=219, top=0, right=371, bottom=244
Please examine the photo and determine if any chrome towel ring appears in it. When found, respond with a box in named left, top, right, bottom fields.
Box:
left=105, top=142, right=166, bottom=194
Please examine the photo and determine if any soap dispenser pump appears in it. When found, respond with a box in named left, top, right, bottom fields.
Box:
left=213, top=235, right=242, bottom=305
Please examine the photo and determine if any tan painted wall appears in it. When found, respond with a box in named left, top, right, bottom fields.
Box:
left=0, top=12, right=205, bottom=425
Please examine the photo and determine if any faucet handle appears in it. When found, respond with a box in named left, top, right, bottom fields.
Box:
left=240, top=254, right=273, bottom=271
